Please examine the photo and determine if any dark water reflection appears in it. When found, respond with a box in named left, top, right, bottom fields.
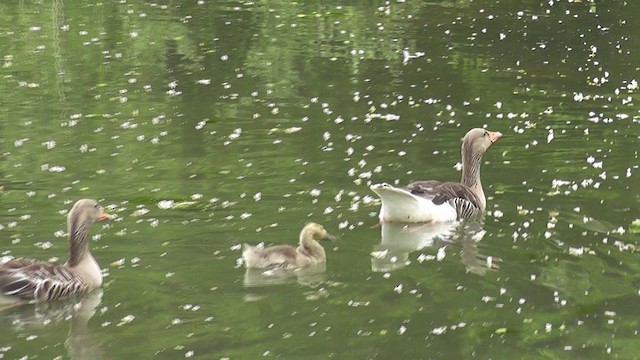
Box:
left=1, top=0, right=639, bottom=359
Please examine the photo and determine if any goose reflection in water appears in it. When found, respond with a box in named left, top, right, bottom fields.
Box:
left=243, top=262, right=327, bottom=289
left=0, top=289, right=105, bottom=360
left=371, top=221, right=498, bottom=275
left=65, top=289, right=105, bottom=360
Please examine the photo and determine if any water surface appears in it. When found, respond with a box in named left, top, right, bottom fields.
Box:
left=1, top=1, right=639, bottom=359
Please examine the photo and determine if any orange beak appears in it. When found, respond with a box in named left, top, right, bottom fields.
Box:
left=99, top=210, right=112, bottom=221
left=488, top=131, right=503, bottom=143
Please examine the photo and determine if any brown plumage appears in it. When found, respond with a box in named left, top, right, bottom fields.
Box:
left=0, top=199, right=111, bottom=304
left=242, top=223, right=335, bottom=269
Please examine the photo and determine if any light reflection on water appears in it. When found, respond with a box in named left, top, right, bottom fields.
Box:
left=1, top=0, right=639, bottom=358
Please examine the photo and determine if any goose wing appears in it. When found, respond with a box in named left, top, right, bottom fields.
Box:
left=405, top=180, right=483, bottom=218
left=0, top=259, right=87, bottom=303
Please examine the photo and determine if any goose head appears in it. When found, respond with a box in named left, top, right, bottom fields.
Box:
left=68, top=199, right=111, bottom=233
left=462, top=128, right=502, bottom=158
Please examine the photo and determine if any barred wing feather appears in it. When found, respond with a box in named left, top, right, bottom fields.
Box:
left=406, top=180, right=483, bottom=219
left=0, top=259, right=88, bottom=303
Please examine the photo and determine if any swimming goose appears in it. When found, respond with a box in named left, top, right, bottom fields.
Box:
left=0, top=199, right=112, bottom=304
left=370, top=128, right=502, bottom=223
left=242, top=223, right=335, bottom=269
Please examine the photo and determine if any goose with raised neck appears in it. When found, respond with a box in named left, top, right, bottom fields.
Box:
left=370, top=128, right=502, bottom=223
left=0, top=199, right=112, bottom=304
left=242, top=223, right=335, bottom=269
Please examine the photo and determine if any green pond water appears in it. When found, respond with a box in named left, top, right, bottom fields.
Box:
left=1, top=0, right=639, bottom=359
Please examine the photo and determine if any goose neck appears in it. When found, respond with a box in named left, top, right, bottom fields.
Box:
left=299, top=231, right=325, bottom=258
left=67, top=218, right=91, bottom=268
left=461, top=151, right=486, bottom=209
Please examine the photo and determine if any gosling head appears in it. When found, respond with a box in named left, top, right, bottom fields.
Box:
left=301, top=222, right=336, bottom=242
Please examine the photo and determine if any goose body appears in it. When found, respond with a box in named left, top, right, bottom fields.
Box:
left=0, top=199, right=111, bottom=304
left=371, top=128, right=502, bottom=223
left=242, top=223, right=335, bottom=269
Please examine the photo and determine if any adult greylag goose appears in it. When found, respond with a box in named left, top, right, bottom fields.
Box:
left=0, top=199, right=112, bottom=304
left=242, top=223, right=335, bottom=269
left=370, top=128, right=502, bottom=223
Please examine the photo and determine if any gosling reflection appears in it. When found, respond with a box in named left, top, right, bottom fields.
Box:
left=371, top=221, right=497, bottom=274
left=243, top=263, right=327, bottom=288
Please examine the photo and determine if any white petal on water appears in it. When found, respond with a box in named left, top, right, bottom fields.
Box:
left=42, top=140, right=56, bottom=149
left=158, top=200, right=174, bottom=209
left=416, top=253, right=433, bottom=263
left=284, top=127, right=302, bottom=134
left=111, top=258, right=125, bottom=267
left=35, top=241, right=52, bottom=250
left=471, top=230, right=486, bottom=242
left=117, top=315, right=135, bottom=326
left=334, top=190, right=343, bottom=202
left=371, top=249, right=388, bottom=259
left=359, top=171, right=372, bottom=179
left=568, top=247, right=584, bottom=256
